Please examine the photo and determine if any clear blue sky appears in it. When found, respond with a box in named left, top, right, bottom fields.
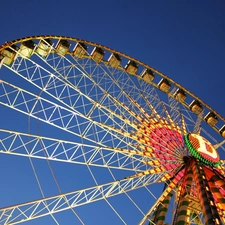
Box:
left=0, top=0, right=225, bottom=224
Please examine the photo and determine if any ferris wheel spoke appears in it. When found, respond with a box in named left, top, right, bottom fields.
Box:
left=180, top=114, right=188, bottom=135
left=5, top=47, right=187, bottom=161
left=70, top=56, right=157, bottom=113
left=137, top=78, right=161, bottom=113
left=8, top=50, right=113, bottom=120
left=0, top=174, right=161, bottom=225
left=37, top=46, right=167, bottom=128
left=120, top=93, right=184, bottom=151
left=168, top=87, right=181, bottom=123
left=0, top=80, right=89, bottom=140
left=5, top=54, right=162, bottom=152
left=0, top=129, right=149, bottom=172
left=125, top=165, right=183, bottom=183
left=0, top=81, right=185, bottom=175
left=193, top=109, right=204, bottom=134
left=138, top=168, right=184, bottom=225
left=0, top=79, right=185, bottom=165
left=10, top=47, right=151, bottom=126
left=110, top=95, right=185, bottom=160
left=180, top=106, right=199, bottom=134
left=159, top=103, right=186, bottom=153
left=130, top=93, right=186, bottom=157
left=0, top=80, right=144, bottom=150
left=101, top=121, right=183, bottom=165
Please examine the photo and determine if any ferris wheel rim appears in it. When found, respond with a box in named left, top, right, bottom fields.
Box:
left=1, top=35, right=224, bottom=138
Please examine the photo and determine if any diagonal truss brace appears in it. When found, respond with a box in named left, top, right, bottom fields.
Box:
left=0, top=129, right=147, bottom=172
left=0, top=174, right=161, bottom=225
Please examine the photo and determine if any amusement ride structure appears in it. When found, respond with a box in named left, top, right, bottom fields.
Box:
left=0, top=36, right=225, bottom=224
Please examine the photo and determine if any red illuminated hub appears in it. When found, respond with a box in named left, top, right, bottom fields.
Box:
left=149, top=127, right=184, bottom=161
left=184, top=133, right=220, bottom=167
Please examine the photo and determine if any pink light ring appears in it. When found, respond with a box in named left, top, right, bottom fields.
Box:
left=151, top=127, right=183, bottom=147
left=164, top=164, right=180, bottom=170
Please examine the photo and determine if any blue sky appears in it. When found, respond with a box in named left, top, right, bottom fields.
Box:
left=0, top=0, right=225, bottom=224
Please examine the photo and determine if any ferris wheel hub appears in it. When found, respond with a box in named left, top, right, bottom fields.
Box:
left=184, top=133, right=220, bottom=167
left=183, top=155, right=190, bottom=164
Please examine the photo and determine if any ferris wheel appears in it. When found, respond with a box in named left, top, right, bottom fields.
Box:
left=0, top=35, right=225, bottom=225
